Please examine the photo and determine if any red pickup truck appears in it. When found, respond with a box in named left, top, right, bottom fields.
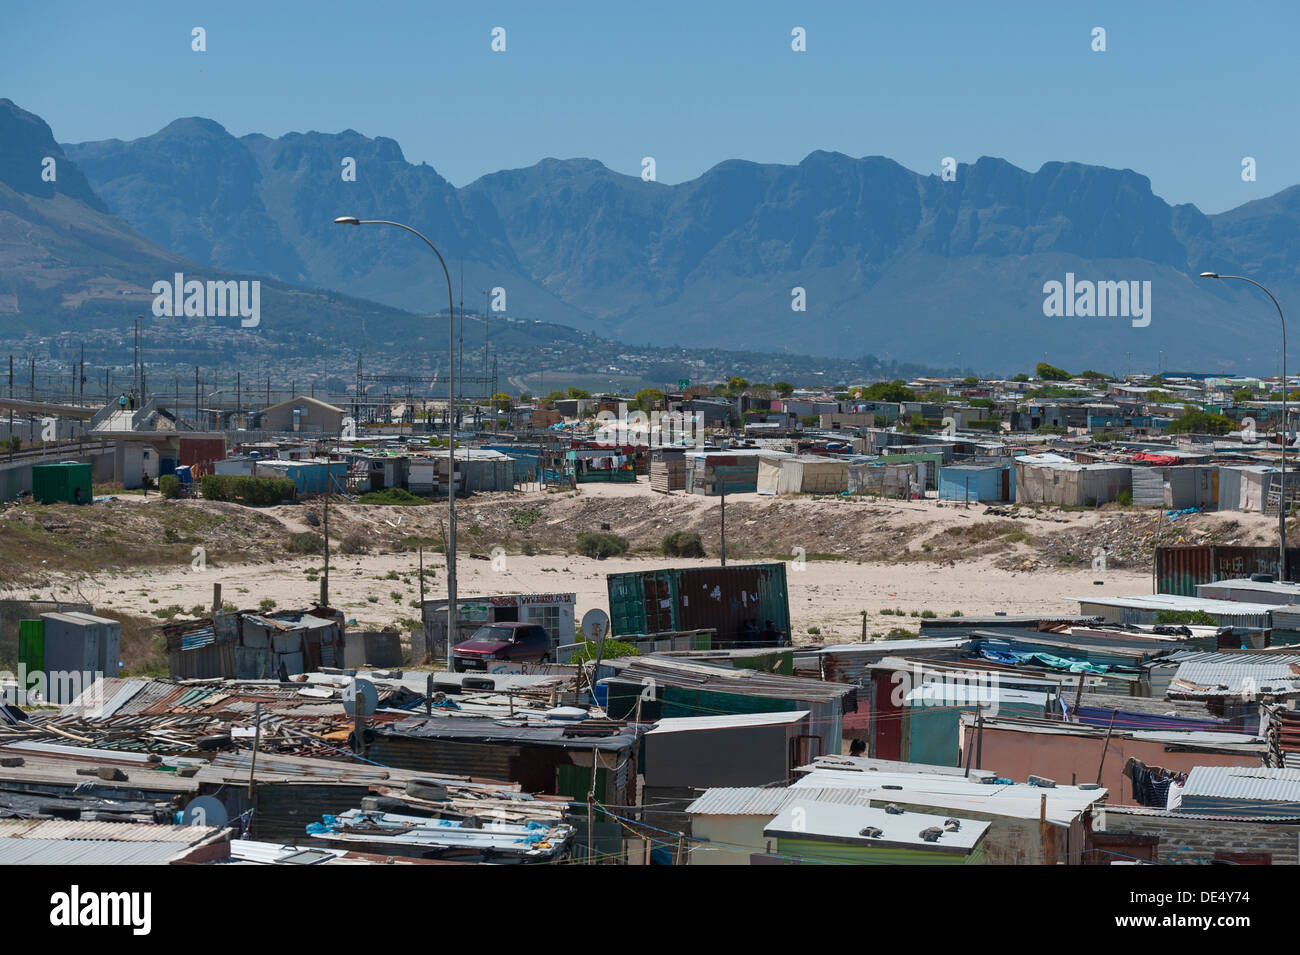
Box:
left=452, top=622, right=554, bottom=672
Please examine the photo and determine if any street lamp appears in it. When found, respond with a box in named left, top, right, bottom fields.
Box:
left=336, top=216, right=458, bottom=666
left=1200, top=272, right=1288, bottom=579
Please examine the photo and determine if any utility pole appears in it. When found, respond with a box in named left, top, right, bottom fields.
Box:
left=720, top=490, right=727, bottom=566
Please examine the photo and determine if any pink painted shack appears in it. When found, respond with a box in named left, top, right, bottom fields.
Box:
left=962, top=716, right=1266, bottom=806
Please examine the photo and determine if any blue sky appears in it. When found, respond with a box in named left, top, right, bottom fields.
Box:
left=5, top=0, right=1297, bottom=212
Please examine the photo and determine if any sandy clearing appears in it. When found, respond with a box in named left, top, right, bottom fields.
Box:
left=60, top=549, right=1151, bottom=646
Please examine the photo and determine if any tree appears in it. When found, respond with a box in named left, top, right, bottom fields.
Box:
left=567, top=387, right=591, bottom=399
left=727, top=376, right=749, bottom=396
left=1012, top=373, right=1029, bottom=383
left=1035, top=362, right=1070, bottom=381
left=860, top=380, right=916, bottom=402
left=632, top=388, right=665, bottom=412
left=1165, top=410, right=1233, bottom=435
left=1078, top=370, right=1113, bottom=381
left=1233, top=387, right=1255, bottom=404
left=774, top=381, right=795, bottom=397
left=490, top=392, right=513, bottom=411
left=962, top=376, right=978, bottom=385
left=519, top=392, right=533, bottom=404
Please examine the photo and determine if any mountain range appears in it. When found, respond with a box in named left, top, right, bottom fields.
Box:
left=3, top=97, right=1297, bottom=373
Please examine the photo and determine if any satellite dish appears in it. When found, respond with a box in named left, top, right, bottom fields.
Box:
left=182, top=796, right=229, bottom=829
left=581, top=608, right=610, bottom=648
left=342, top=678, right=378, bottom=718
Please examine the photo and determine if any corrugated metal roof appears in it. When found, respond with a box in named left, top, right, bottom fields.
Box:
left=1065, top=594, right=1284, bottom=616
left=1167, top=650, right=1300, bottom=666
left=1168, top=661, right=1300, bottom=697
left=646, top=711, right=811, bottom=734
left=0, top=839, right=192, bottom=865
left=686, top=786, right=875, bottom=816
left=1181, top=766, right=1300, bottom=804
left=0, top=820, right=217, bottom=842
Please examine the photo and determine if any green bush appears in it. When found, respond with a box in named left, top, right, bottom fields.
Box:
left=568, top=638, right=638, bottom=662
left=359, top=488, right=428, bottom=506
left=288, top=532, right=326, bottom=555
left=577, top=531, right=629, bottom=559
left=662, top=531, right=706, bottom=558
left=1117, top=490, right=1133, bottom=506
left=1154, top=610, right=1219, bottom=626
left=159, top=474, right=182, bottom=499
left=201, top=474, right=295, bottom=505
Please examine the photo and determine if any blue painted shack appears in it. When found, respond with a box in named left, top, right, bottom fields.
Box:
left=938, top=461, right=1015, bottom=502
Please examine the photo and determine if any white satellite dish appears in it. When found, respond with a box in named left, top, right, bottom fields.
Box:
left=581, top=609, right=609, bottom=650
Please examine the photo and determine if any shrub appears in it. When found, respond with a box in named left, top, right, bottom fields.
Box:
left=159, top=474, right=182, bottom=499
left=662, top=531, right=706, bottom=558
left=807, top=626, right=821, bottom=635
left=569, top=639, right=638, bottom=663
left=340, top=532, right=368, bottom=555
left=288, top=532, right=326, bottom=555
left=577, top=531, right=629, bottom=559
left=1154, top=610, right=1219, bottom=626
left=202, top=474, right=295, bottom=505
left=1117, top=490, right=1133, bottom=506
left=258, top=598, right=276, bottom=612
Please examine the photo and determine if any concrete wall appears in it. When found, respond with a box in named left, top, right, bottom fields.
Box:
left=689, top=816, right=769, bottom=865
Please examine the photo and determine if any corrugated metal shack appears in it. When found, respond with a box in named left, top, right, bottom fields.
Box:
left=685, top=449, right=791, bottom=495
left=163, top=607, right=345, bottom=680
left=847, top=460, right=922, bottom=497
left=937, top=461, right=1015, bottom=502
left=1014, top=456, right=1132, bottom=506
left=756, top=456, right=849, bottom=495
left=650, top=448, right=687, bottom=492
left=365, top=717, right=643, bottom=808
left=598, top=656, right=855, bottom=756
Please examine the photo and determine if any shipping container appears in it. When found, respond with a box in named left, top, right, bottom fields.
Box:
left=1156, top=545, right=1300, bottom=595
left=31, top=462, right=92, bottom=505
left=606, top=564, right=792, bottom=647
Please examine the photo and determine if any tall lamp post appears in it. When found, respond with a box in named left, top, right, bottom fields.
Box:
left=336, top=216, right=458, bottom=666
left=1200, top=272, right=1288, bottom=579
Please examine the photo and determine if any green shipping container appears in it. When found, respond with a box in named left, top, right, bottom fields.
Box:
left=606, top=563, right=791, bottom=646
left=31, top=462, right=93, bottom=505
left=18, top=618, right=44, bottom=675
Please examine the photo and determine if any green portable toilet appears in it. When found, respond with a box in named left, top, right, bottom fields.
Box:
left=18, top=618, right=44, bottom=676
left=31, top=461, right=93, bottom=504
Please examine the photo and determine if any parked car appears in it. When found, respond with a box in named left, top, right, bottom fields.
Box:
left=452, top=622, right=553, bottom=671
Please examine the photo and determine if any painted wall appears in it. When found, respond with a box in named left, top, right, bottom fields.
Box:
left=968, top=725, right=1262, bottom=805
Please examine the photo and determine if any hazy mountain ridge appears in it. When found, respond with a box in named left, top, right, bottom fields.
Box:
left=8, top=98, right=1295, bottom=371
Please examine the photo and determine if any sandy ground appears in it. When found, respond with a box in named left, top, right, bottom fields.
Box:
left=70, top=549, right=1150, bottom=645
left=23, top=478, right=1261, bottom=645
